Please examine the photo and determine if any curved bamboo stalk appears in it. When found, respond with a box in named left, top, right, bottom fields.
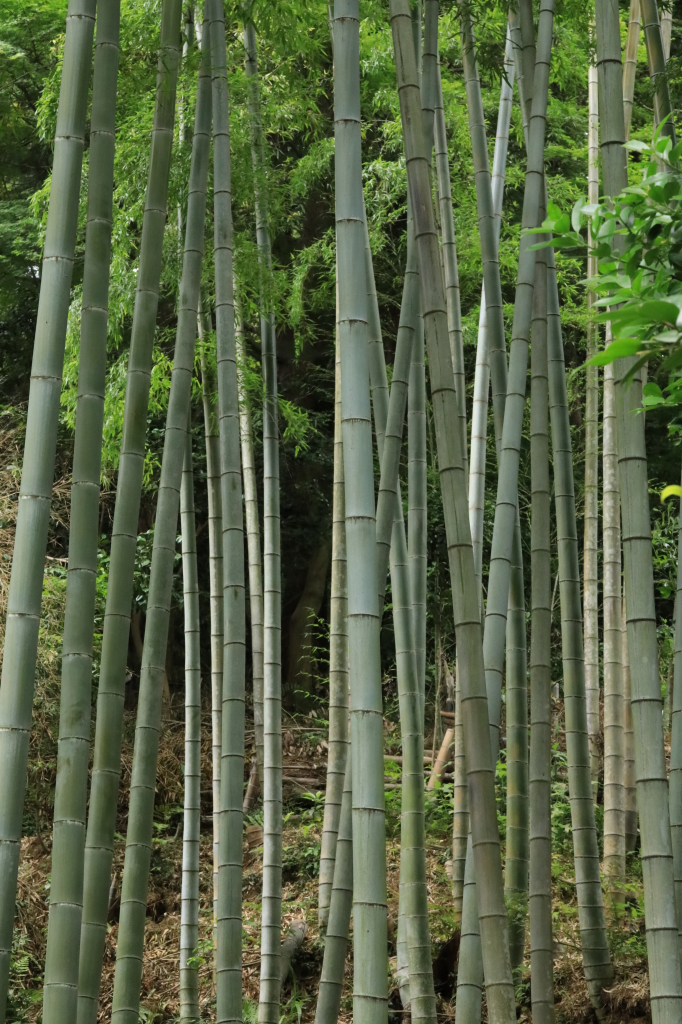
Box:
left=199, top=305, right=223, bottom=938
left=335, top=6, right=388, bottom=1024
left=623, top=0, right=641, bottom=140
left=595, top=0, right=682, bottom=1013
left=41, top=4, right=119, bottom=1021
left=584, top=52, right=600, bottom=803
left=209, top=3, right=247, bottom=1022
left=390, top=3, right=516, bottom=1020
left=603, top=357, right=625, bottom=905
left=670, top=474, right=682, bottom=953
left=77, top=5, right=183, bottom=1018
left=641, top=0, right=675, bottom=137
left=547, top=260, right=614, bottom=1011
left=110, top=24, right=211, bottom=1022
left=318, top=333, right=349, bottom=932
left=0, top=1, right=95, bottom=1014
left=241, top=16, right=283, bottom=1018
left=314, top=761, right=352, bottom=1024
left=236, top=314, right=265, bottom=783
left=529, top=243, right=553, bottom=1023
left=180, top=427, right=201, bottom=1024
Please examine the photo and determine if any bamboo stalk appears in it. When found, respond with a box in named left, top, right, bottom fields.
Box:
left=318, top=332, right=350, bottom=931
left=641, top=0, right=675, bottom=136
left=77, top=5, right=183, bottom=1018
left=41, top=3, right=119, bottom=1021
left=179, top=427, right=201, bottom=1024
left=209, top=3, right=247, bottom=1021
left=670, top=472, right=682, bottom=954
left=622, top=0, right=641, bottom=141
left=110, top=22, right=211, bottom=1022
left=335, top=6, right=388, bottom=1024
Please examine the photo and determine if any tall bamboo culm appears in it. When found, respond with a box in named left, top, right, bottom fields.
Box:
left=199, top=307, right=223, bottom=936
left=110, top=22, right=211, bottom=1022
left=623, top=0, right=641, bottom=140
left=641, top=0, right=675, bottom=136
left=595, top=0, right=682, bottom=1014
left=335, top=6, right=388, bottom=1024
left=77, top=5, right=183, bottom=1019
left=671, top=474, right=682, bottom=953
left=209, top=2, right=246, bottom=1022
left=236, top=318, right=265, bottom=785
left=390, top=3, right=516, bottom=1021
left=622, top=598, right=637, bottom=853
left=529, top=241, right=553, bottom=1023
left=180, top=428, right=201, bottom=1024
left=603, top=354, right=625, bottom=902
left=41, top=4, right=119, bottom=1022
left=584, top=50, right=600, bottom=803
left=0, top=2, right=95, bottom=1016
left=241, top=16, right=284, bottom=1018
left=318, top=332, right=349, bottom=931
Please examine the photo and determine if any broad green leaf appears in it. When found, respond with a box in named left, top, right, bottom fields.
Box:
left=587, top=338, right=642, bottom=366
left=623, top=139, right=650, bottom=152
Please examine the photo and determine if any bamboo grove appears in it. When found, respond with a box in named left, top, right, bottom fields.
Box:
left=1, top=0, right=682, bottom=1020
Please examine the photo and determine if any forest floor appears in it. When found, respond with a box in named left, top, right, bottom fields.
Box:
left=8, top=707, right=653, bottom=1024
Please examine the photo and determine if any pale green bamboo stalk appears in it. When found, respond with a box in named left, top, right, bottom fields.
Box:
left=77, top=5, right=183, bottom=1019
left=319, top=332, right=350, bottom=932
left=505, top=530, right=528, bottom=973
left=547, top=261, right=614, bottom=1011
left=0, top=1, right=95, bottom=1016
left=180, top=426, right=201, bottom=1024
left=467, top=28, right=514, bottom=599
left=199, top=304, right=223, bottom=938
left=41, top=5, right=118, bottom=1022
left=209, top=3, right=246, bottom=1021
left=623, top=0, right=641, bottom=141
left=408, top=308, right=427, bottom=709
left=390, top=3, right=515, bottom=1020
left=236, top=314, right=264, bottom=782
left=603, top=358, right=625, bottom=904
left=584, top=50, right=600, bottom=803
left=641, top=0, right=675, bottom=137
left=670, top=471, right=682, bottom=954
left=314, top=760, right=352, bottom=1024
left=240, top=17, right=283, bottom=1018
left=110, top=24, right=211, bottom=1023
left=335, top=6, right=388, bottom=1023
left=622, top=597, right=637, bottom=853
left=452, top=669, right=468, bottom=924
left=595, top=0, right=682, bottom=1013
left=529, top=243, right=553, bottom=1024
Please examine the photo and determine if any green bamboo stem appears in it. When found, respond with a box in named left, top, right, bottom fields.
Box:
left=76, top=5, right=183, bottom=1019
left=459, top=6, right=507, bottom=446
left=622, top=597, right=637, bottom=853
left=584, top=50, right=600, bottom=804
left=452, top=667, right=468, bottom=924
left=110, top=24, right=211, bottom=1022
left=547, top=258, right=614, bottom=1012
left=595, top=0, right=682, bottom=1012
left=670, top=471, right=682, bottom=954
left=408, top=296, right=427, bottom=707
left=335, top=6, right=388, bottom=1023
left=199, top=304, right=223, bottom=938
left=180, top=426, right=201, bottom=1024
left=603, top=357, right=625, bottom=904
left=319, top=332, right=350, bottom=932
left=529, top=243, right=553, bottom=1024
left=209, top=3, right=246, bottom=1021
left=0, top=1, right=95, bottom=1015
left=505, top=528, right=528, bottom=973
left=641, top=0, right=675, bottom=137
left=314, top=760, right=353, bottom=1024
left=467, top=28, right=514, bottom=598
left=240, top=16, right=283, bottom=1018
left=623, top=0, right=641, bottom=141
left=390, top=3, right=516, bottom=1021
left=41, top=4, right=118, bottom=1021
left=236, top=314, right=264, bottom=782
